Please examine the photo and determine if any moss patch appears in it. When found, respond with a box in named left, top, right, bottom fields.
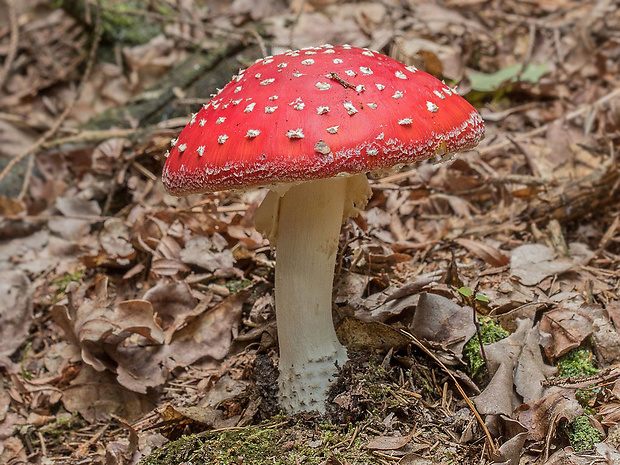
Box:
left=463, top=316, right=509, bottom=383
left=568, top=415, right=603, bottom=452
left=557, top=347, right=599, bottom=379
left=140, top=420, right=372, bottom=465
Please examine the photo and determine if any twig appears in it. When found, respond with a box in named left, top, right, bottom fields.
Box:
left=0, top=0, right=18, bottom=91
left=0, top=0, right=103, bottom=186
left=399, top=329, right=499, bottom=458
left=17, top=154, right=34, bottom=201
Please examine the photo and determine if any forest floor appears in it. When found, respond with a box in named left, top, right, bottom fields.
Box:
left=0, top=0, right=619, bottom=464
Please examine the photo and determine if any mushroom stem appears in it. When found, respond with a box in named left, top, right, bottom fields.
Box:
left=273, top=176, right=349, bottom=412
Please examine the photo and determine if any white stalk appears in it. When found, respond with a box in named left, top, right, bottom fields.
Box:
left=273, top=176, right=348, bottom=412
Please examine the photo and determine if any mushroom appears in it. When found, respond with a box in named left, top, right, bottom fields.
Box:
left=162, top=44, right=485, bottom=413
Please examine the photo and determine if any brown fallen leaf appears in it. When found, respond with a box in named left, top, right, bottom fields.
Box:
left=366, top=429, right=417, bottom=451
left=455, top=237, right=510, bottom=267
left=0, top=270, right=33, bottom=370
left=540, top=306, right=594, bottom=359
left=409, top=292, right=476, bottom=365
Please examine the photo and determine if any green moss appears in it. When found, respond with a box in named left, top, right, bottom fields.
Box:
left=225, top=278, right=252, bottom=294
left=53, top=0, right=162, bottom=45
left=567, top=415, right=603, bottom=451
left=557, top=348, right=599, bottom=379
left=463, top=316, right=509, bottom=382
left=140, top=420, right=373, bottom=465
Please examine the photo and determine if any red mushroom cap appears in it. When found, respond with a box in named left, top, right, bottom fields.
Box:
left=162, top=44, right=484, bottom=195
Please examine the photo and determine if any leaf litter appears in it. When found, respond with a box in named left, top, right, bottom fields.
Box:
left=0, top=0, right=619, bottom=464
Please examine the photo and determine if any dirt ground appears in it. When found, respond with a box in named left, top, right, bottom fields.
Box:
left=0, top=0, right=619, bottom=464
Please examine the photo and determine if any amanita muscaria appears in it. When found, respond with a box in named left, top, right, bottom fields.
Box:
left=162, top=44, right=484, bottom=412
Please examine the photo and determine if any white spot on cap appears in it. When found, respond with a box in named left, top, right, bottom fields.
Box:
left=433, top=90, right=445, bottom=99
left=218, top=135, right=229, bottom=144
left=395, top=71, right=407, bottom=79
left=234, top=86, right=242, bottom=93
left=246, top=129, right=261, bottom=138
left=323, top=49, right=336, bottom=54
left=343, top=101, right=358, bottom=115
left=366, top=147, right=379, bottom=156
left=197, top=146, right=205, bottom=157
left=376, top=83, right=385, bottom=90
left=323, top=44, right=334, bottom=48
left=376, top=132, right=384, bottom=140
left=362, top=50, right=374, bottom=57
left=263, top=58, right=274, bottom=64
left=260, top=78, right=275, bottom=86
left=171, top=138, right=178, bottom=147
left=164, top=150, right=170, bottom=158
left=278, top=62, right=288, bottom=68
left=392, top=91, right=404, bottom=99
left=292, top=71, right=304, bottom=78
left=244, top=102, right=256, bottom=113
left=178, top=143, right=187, bottom=152
left=202, top=103, right=210, bottom=110
left=426, top=101, right=439, bottom=113
left=216, top=117, right=226, bottom=124
left=286, top=128, right=305, bottom=139
left=367, top=102, right=378, bottom=109
left=288, top=52, right=300, bottom=57
left=301, top=59, right=315, bottom=66
left=360, top=67, right=373, bottom=75
left=405, top=65, right=418, bottom=73
left=343, top=44, right=352, bottom=49
left=314, top=140, right=331, bottom=155
left=326, top=126, right=339, bottom=134
left=398, top=118, right=413, bottom=125
left=305, top=51, right=317, bottom=55
left=265, top=106, right=278, bottom=114
left=355, top=84, right=365, bottom=92
left=190, top=113, right=197, bottom=125
left=317, top=106, right=330, bottom=115
left=232, top=99, right=242, bottom=105
left=316, top=82, right=332, bottom=90
left=290, top=98, right=305, bottom=110
left=345, top=70, right=357, bottom=77
left=442, top=87, right=452, bottom=96
left=333, top=58, right=343, bottom=64
left=255, top=73, right=261, bottom=79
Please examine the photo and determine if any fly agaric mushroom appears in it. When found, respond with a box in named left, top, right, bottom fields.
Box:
left=162, top=44, right=484, bottom=412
